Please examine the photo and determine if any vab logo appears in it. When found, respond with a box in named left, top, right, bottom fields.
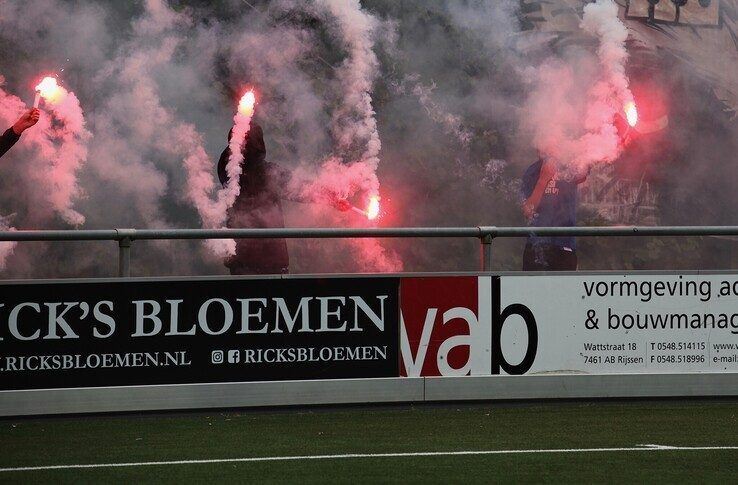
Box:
left=400, top=277, right=537, bottom=377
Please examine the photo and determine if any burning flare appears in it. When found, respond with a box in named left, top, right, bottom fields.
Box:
left=34, top=76, right=65, bottom=107
left=348, top=195, right=381, bottom=220
left=366, top=195, right=380, bottom=220
left=238, top=90, right=256, bottom=117
left=624, top=101, right=638, bottom=127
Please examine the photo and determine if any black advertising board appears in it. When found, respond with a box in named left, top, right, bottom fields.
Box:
left=0, top=277, right=399, bottom=390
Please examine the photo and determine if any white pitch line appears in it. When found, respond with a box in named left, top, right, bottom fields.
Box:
left=2, top=446, right=737, bottom=473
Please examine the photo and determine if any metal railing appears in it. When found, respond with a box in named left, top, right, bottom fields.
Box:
left=1, top=225, right=738, bottom=277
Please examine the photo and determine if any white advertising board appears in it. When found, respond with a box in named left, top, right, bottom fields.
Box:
left=500, top=274, right=738, bottom=374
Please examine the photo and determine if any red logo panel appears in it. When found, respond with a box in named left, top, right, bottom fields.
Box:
left=400, top=277, right=491, bottom=377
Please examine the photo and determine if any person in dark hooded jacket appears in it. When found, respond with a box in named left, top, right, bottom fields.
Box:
left=0, top=109, right=40, bottom=159
left=217, top=123, right=292, bottom=274
left=218, top=122, right=352, bottom=274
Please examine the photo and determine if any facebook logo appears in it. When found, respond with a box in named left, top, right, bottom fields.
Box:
left=227, top=350, right=240, bottom=364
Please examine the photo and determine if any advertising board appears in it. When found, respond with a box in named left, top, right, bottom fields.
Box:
left=0, top=277, right=399, bottom=390
left=3, top=272, right=737, bottom=393
left=400, top=276, right=536, bottom=377
left=400, top=274, right=738, bottom=376
left=501, top=274, right=738, bottom=374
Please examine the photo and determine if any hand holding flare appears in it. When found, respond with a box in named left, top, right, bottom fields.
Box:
left=336, top=195, right=381, bottom=220
left=12, top=109, right=40, bottom=135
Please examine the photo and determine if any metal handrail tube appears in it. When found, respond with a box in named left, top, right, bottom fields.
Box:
left=0, top=225, right=736, bottom=276
left=0, top=229, right=120, bottom=241
left=130, top=227, right=483, bottom=240
left=1, top=226, right=738, bottom=242
left=488, top=226, right=738, bottom=237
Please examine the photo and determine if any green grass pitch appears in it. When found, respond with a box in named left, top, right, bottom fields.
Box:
left=1, top=400, right=737, bottom=483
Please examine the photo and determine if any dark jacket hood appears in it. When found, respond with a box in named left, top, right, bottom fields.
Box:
left=227, top=122, right=266, bottom=165
left=218, top=122, right=266, bottom=186
left=243, top=123, right=267, bottom=166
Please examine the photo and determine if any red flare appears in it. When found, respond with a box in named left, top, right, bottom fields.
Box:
left=624, top=101, right=638, bottom=127
left=34, top=76, right=64, bottom=106
left=366, top=196, right=380, bottom=220
left=347, top=196, right=381, bottom=220
left=238, top=90, right=256, bottom=117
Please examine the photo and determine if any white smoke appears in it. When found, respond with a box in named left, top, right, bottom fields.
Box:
left=0, top=232, right=16, bottom=271
left=0, top=213, right=16, bottom=270
left=225, top=110, right=252, bottom=208
left=314, top=0, right=382, bottom=196
left=523, top=0, right=634, bottom=173
left=89, top=0, right=227, bottom=234
left=304, top=0, right=402, bottom=272
left=391, top=74, right=472, bottom=148
left=85, top=3, right=192, bottom=230
left=196, top=104, right=253, bottom=259
left=581, top=0, right=633, bottom=109
left=68, top=0, right=235, bottom=276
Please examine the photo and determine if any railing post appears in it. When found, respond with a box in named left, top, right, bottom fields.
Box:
left=118, top=237, right=131, bottom=277
left=481, top=234, right=493, bottom=272
left=116, top=229, right=136, bottom=278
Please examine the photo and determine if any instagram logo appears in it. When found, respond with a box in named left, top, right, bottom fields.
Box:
left=211, top=350, right=224, bottom=364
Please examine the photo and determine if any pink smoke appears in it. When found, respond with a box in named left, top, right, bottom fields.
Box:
left=37, top=80, right=89, bottom=225
left=0, top=75, right=88, bottom=226
left=292, top=157, right=377, bottom=203
left=309, top=0, right=403, bottom=272
left=0, top=215, right=16, bottom=270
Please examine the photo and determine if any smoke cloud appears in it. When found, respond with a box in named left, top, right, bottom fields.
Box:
left=0, top=0, right=735, bottom=277
left=522, top=0, right=634, bottom=174
left=0, top=75, right=88, bottom=225
left=183, top=91, right=254, bottom=258
left=35, top=79, right=89, bottom=226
